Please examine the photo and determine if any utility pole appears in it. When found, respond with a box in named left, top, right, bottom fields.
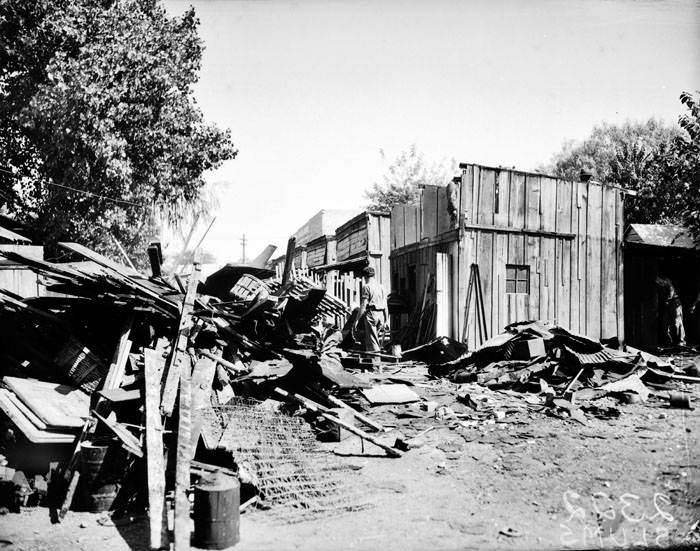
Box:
left=240, top=234, right=247, bottom=263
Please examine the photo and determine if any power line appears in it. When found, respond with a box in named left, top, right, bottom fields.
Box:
left=0, top=165, right=147, bottom=208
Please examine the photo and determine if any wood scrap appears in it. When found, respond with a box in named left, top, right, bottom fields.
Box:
left=144, top=349, right=168, bottom=551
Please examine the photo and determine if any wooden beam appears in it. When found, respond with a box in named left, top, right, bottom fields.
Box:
left=281, top=236, right=296, bottom=286
left=324, top=393, right=385, bottom=432
left=161, top=258, right=201, bottom=416
left=189, top=354, right=217, bottom=454
left=102, top=316, right=133, bottom=391
left=274, top=388, right=401, bottom=458
left=174, top=366, right=192, bottom=551
left=144, top=349, right=168, bottom=551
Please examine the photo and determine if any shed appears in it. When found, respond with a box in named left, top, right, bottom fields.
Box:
left=0, top=223, right=43, bottom=298
left=333, top=211, right=391, bottom=290
left=390, top=163, right=625, bottom=348
left=623, top=224, right=700, bottom=348
left=305, top=234, right=336, bottom=269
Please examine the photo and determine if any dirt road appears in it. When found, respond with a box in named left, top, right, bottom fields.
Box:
left=1, top=384, right=698, bottom=550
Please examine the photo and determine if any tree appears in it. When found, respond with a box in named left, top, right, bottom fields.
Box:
left=0, top=0, right=236, bottom=266
left=541, top=118, right=683, bottom=224
left=673, top=91, right=700, bottom=237
left=365, top=145, right=456, bottom=212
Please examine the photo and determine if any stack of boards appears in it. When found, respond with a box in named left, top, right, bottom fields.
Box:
left=0, top=376, right=89, bottom=443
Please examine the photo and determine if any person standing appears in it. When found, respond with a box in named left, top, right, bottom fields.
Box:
left=655, top=275, right=686, bottom=346
left=354, top=266, right=388, bottom=352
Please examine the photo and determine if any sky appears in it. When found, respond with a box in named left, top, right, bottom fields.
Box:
left=164, top=0, right=700, bottom=265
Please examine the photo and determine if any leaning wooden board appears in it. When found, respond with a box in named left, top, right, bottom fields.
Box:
left=3, top=377, right=89, bottom=429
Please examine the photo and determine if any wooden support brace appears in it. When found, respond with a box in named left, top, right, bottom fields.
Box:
left=274, top=388, right=401, bottom=458
left=162, top=259, right=201, bottom=416
left=189, top=354, right=217, bottom=455
left=144, top=349, right=168, bottom=550
left=174, top=365, right=192, bottom=551
left=324, top=393, right=385, bottom=432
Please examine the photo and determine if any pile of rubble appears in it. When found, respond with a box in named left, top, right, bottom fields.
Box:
left=0, top=241, right=388, bottom=547
left=0, top=241, right=698, bottom=549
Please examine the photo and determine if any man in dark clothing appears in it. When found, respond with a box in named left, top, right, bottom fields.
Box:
left=353, top=266, right=388, bottom=352
left=655, top=275, right=686, bottom=346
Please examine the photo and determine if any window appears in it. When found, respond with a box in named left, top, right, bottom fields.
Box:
left=506, top=264, right=530, bottom=294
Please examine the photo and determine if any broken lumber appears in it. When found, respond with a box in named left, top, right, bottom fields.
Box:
left=199, top=350, right=248, bottom=374
left=144, top=349, right=168, bottom=551
left=190, top=354, right=218, bottom=454
left=274, top=387, right=401, bottom=458
left=324, top=394, right=385, bottom=432
left=174, top=365, right=192, bottom=551
left=162, top=257, right=201, bottom=416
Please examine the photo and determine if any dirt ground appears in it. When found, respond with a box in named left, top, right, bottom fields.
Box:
left=1, top=369, right=698, bottom=551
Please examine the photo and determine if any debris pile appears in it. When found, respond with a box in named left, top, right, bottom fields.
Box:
left=0, top=241, right=386, bottom=547
left=429, top=320, right=700, bottom=422
left=0, top=242, right=698, bottom=548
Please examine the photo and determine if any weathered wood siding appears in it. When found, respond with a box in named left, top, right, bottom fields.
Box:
left=0, top=244, right=43, bottom=297
left=305, top=235, right=335, bottom=268
left=336, top=212, right=391, bottom=290
left=390, top=164, right=624, bottom=348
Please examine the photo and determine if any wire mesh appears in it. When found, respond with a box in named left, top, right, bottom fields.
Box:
left=207, top=398, right=372, bottom=523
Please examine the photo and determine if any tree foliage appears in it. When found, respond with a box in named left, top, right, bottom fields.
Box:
left=0, top=0, right=236, bottom=264
left=365, top=145, right=455, bottom=212
left=540, top=119, right=684, bottom=224
left=672, top=91, right=700, bottom=237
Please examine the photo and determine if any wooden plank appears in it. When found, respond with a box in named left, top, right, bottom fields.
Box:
left=161, top=259, right=201, bottom=416
left=509, top=172, right=526, bottom=229
left=601, top=185, right=617, bottom=339
left=539, top=176, right=557, bottom=232
left=524, top=233, right=540, bottom=320
left=379, top=215, right=391, bottom=291
left=569, top=181, right=581, bottom=333
left=555, top=180, right=573, bottom=329
left=460, top=165, right=475, bottom=225
left=437, top=186, right=452, bottom=235
left=275, top=388, right=401, bottom=457
left=102, top=317, right=133, bottom=391
left=577, top=182, right=589, bottom=332
left=190, top=355, right=217, bottom=453
left=494, top=232, right=507, bottom=334
left=540, top=237, right=557, bottom=322
left=476, top=232, right=493, bottom=339
left=472, top=165, right=481, bottom=229
left=586, top=183, right=603, bottom=338
left=422, top=187, right=439, bottom=238
left=477, top=168, right=496, bottom=226
left=404, top=206, right=417, bottom=245
left=392, top=205, right=404, bottom=249
left=524, top=174, right=541, bottom=231
left=174, top=365, right=192, bottom=551
left=144, top=349, right=168, bottom=551
left=616, top=190, right=625, bottom=344
left=3, top=377, right=89, bottom=430
left=493, top=169, right=511, bottom=227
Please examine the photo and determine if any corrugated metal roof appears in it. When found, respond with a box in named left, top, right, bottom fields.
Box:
left=625, top=224, right=696, bottom=249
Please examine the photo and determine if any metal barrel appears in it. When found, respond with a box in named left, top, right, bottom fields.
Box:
left=78, top=442, right=120, bottom=512
left=193, top=474, right=240, bottom=549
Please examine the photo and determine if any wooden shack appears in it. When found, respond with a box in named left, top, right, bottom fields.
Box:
left=390, top=163, right=625, bottom=348
left=305, top=235, right=336, bottom=269
left=333, top=211, right=391, bottom=290
left=624, top=224, right=700, bottom=348
left=0, top=225, right=42, bottom=298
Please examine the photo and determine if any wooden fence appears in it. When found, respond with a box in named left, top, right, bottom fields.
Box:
left=272, top=263, right=363, bottom=327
